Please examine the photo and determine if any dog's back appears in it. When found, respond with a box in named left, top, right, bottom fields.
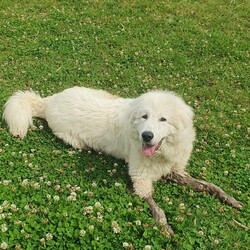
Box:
left=3, top=87, right=132, bottom=160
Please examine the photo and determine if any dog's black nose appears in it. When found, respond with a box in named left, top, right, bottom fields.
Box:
left=142, top=131, right=154, bottom=142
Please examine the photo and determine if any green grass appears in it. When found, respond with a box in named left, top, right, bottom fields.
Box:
left=0, top=0, right=249, bottom=249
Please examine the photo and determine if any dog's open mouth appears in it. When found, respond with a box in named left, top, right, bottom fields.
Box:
left=142, top=138, right=164, bottom=157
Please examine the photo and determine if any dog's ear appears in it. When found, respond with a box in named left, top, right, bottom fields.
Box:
left=173, top=104, right=194, bottom=131
left=125, top=103, right=139, bottom=140
left=175, top=105, right=194, bottom=131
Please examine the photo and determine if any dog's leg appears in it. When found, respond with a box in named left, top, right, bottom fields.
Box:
left=163, top=172, right=243, bottom=208
left=132, top=177, right=174, bottom=236
left=144, top=196, right=174, bottom=237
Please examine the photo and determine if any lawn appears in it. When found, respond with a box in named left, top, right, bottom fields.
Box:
left=0, top=0, right=249, bottom=249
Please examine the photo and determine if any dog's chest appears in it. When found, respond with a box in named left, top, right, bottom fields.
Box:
left=129, top=156, right=173, bottom=181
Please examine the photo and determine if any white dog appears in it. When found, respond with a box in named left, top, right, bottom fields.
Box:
left=3, top=87, right=242, bottom=236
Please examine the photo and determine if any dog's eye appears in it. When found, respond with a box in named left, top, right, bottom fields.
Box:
left=142, top=115, right=148, bottom=119
left=160, top=117, right=167, bottom=122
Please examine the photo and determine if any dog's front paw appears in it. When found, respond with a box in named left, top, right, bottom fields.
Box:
left=151, top=206, right=174, bottom=237
left=227, top=198, right=244, bottom=209
left=151, top=206, right=167, bottom=224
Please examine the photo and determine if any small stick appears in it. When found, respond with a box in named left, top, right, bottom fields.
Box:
left=233, top=219, right=250, bottom=230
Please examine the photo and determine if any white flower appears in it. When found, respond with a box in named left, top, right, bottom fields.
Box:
left=54, top=184, right=60, bottom=191
left=179, top=203, right=185, bottom=210
left=71, top=192, right=77, bottom=197
left=214, top=239, right=219, bottom=245
left=88, top=225, right=94, bottom=230
left=15, top=243, right=21, bottom=250
left=22, top=179, right=29, bottom=187
left=31, top=208, right=38, bottom=214
left=14, top=220, right=22, bottom=225
left=3, top=180, right=10, bottom=186
left=68, top=150, right=75, bottom=156
left=0, top=214, right=6, bottom=220
left=145, top=245, right=152, bottom=250
left=113, top=227, right=121, bottom=233
left=198, top=230, right=204, bottom=236
left=67, top=195, right=76, bottom=201
left=33, top=182, right=40, bottom=189
left=0, top=206, right=3, bottom=213
left=80, top=229, right=86, bottom=237
left=115, top=182, right=122, bottom=187
left=46, top=233, right=53, bottom=241
left=2, top=201, right=9, bottom=209
left=135, top=220, right=141, bottom=226
left=97, top=214, right=103, bottom=223
left=123, top=242, right=129, bottom=248
left=53, top=195, right=60, bottom=202
left=40, top=238, right=45, bottom=244
left=1, top=224, right=8, bottom=233
left=84, top=206, right=93, bottom=214
left=231, top=150, right=236, bottom=158
left=11, top=204, right=17, bottom=210
left=94, top=202, right=102, bottom=209
left=0, top=242, right=8, bottom=249
left=112, top=221, right=121, bottom=233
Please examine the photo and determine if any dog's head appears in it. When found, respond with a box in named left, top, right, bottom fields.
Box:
left=128, top=91, right=194, bottom=157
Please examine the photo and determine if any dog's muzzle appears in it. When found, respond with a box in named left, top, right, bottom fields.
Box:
left=141, top=136, right=164, bottom=157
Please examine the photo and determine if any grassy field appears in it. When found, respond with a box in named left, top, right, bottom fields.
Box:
left=0, top=0, right=249, bottom=249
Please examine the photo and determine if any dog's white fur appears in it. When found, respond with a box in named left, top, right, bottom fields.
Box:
left=3, top=87, right=195, bottom=199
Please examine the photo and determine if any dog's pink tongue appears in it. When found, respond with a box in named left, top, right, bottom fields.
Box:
left=142, top=144, right=158, bottom=157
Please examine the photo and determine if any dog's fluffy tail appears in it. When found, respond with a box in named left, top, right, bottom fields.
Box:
left=3, top=90, right=48, bottom=139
